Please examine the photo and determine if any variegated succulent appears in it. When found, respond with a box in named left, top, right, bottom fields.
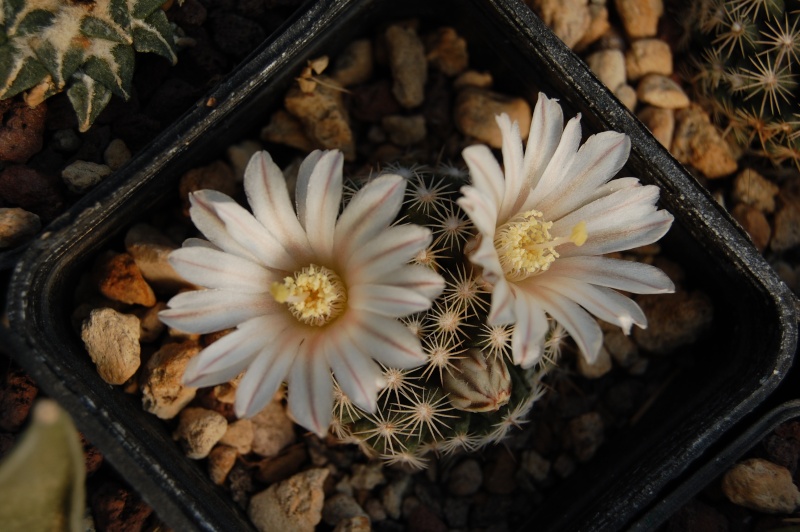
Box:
left=0, top=0, right=178, bottom=131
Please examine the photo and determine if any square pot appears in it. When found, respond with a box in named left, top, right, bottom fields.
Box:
left=4, top=0, right=797, bottom=530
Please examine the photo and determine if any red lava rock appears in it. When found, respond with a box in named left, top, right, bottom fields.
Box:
left=0, top=99, right=47, bottom=163
left=80, top=433, right=105, bottom=475
left=0, top=165, right=65, bottom=222
left=94, top=252, right=157, bottom=307
left=91, top=482, right=153, bottom=532
left=0, top=368, right=39, bottom=432
left=408, top=504, right=449, bottom=532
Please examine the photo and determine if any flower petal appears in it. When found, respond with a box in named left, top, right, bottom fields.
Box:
left=334, top=174, right=406, bottom=262
left=243, top=151, right=312, bottom=259
left=382, top=264, right=446, bottom=300
left=497, top=113, right=525, bottom=221
left=457, top=185, right=499, bottom=236
left=326, top=330, right=384, bottom=413
left=347, top=224, right=432, bottom=283
left=348, top=312, right=427, bottom=369
left=295, top=150, right=343, bottom=262
left=487, top=277, right=516, bottom=325
left=550, top=184, right=661, bottom=236
left=559, top=210, right=674, bottom=257
left=522, top=93, right=564, bottom=197
left=189, top=191, right=259, bottom=262
left=469, top=234, right=504, bottom=285
left=234, top=331, right=299, bottom=418
left=287, top=341, right=334, bottom=437
left=463, top=144, right=504, bottom=208
left=349, top=284, right=434, bottom=317
left=545, top=256, right=675, bottom=294
left=160, top=289, right=277, bottom=334
left=526, top=114, right=582, bottom=206
left=169, top=247, right=275, bottom=293
left=511, top=291, right=548, bottom=368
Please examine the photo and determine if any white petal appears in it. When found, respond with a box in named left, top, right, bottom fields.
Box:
left=287, top=341, right=334, bottom=437
left=349, top=284, right=434, bottom=317
left=550, top=185, right=660, bottom=236
left=469, top=234, right=504, bottom=285
left=212, top=195, right=298, bottom=271
left=559, top=176, right=641, bottom=214
left=538, top=277, right=647, bottom=334
left=334, top=174, right=406, bottom=262
left=497, top=114, right=526, bottom=221
left=182, top=315, right=283, bottom=387
left=169, top=247, right=274, bottom=293
left=295, top=150, right=343, bottom=262
left=189, top=191, right=259, bottom=262
left=559, top=210, right=674, bottom=257
left=487, top=277, right=516, bottom=325
left=511, top=291, right=548, bottom=368
left=463, top=144, right=504, bottom=208
left=235, top=332, right=299, bottom=418
left=347, top=312, right=427, bottom=369
left=523, top=94, right=564, bottom=196
left=347, top=225, right=432, bottom=283
left=382, top=265, right=446, bottom=300
left=526, top=114, right=582, bottom=206
left=294, top=150, right=326, bottom=226
left=523, top=285, right=604, bottom=363
left=546, top=256, right=675, bottom=294
left=457, top=185, right=499, bottom=236
left=326, top=330, right=384, bottom=413
left=538, top=131, right=630, bottom=220
left=243, top=151, right=312, bottom=258
left=182, top=238, right=219, bottom=250
left=160, top=289, right=276, bottom=333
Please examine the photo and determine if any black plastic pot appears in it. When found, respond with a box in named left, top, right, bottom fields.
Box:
left=3, top=0, right=797, bottom=530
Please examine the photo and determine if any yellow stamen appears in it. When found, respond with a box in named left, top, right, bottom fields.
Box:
left=495, top=210, right=588, bottom=281
left=270, top=264, right=347, bottom=326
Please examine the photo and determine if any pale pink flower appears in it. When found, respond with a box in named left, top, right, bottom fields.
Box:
left=160, top=150, right=444, bottom=436
left=457, top=93, right=675, bottom=368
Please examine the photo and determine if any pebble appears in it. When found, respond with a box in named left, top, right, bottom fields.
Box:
left=552, top=454, right=576, bottom=478
left=603, top=327, right=639, bottom=368
left=219, top=419, right=254, bottom=455
left=333, top=515, right=371, bottom=532
left=636, top=74, right=689, bottom=109
left=178, top=160, right=237, bottom=215
left=285, top=76, right=356, bottom=160
left=637, top=105, right=674, bottom=148
left=385, top=23, right=428, bottom=109
left=363, top=497, right=387, bottom=522
left=0, top=100, right=46, bottom=163
left=567, top=412, right=604, bottom=462
left=425, top=27, right=469, bottom=76
left=732, top=204, right=771, bottom=251
left=350, top=80, right=403, bottom=123
left=453, top=70, right=493, bottom=89
left=124, top=224, right=188, bottom=294
left=382, top=114, right=427, bottom=146
left=260, top=110, right=316, bottom=152
left=173, top=407, right=228, bottom=459
left=586, top=49, right=626, bottom=92
left=576, top=345, right=613, bottom=378
left=732, top=168, right=779, bottom=213
left=333, top=39, right=374, bottom=87
left=256, top=443, right=308, bottom=484
left=248, top=468, right=329, bottom=532
left=52, top=129, right=81, bottom=153
left=455, top=87, right=531, bottom=148
left=447, top=458, right=483, bottom=496
left=626, top=39, right=672, bottom=81
left=530, top=0, right=590, bottom=49
left=574, top=3, right=610, bottom=51
left=671, top=105, right=738, bottom=179
left=208, top=445, right=238, bottom=485
left=141, top=341, right=200, bottom=419
left=0, top=207, right=40, bottom=248
left=521, top=449, right=551, bottom=483
left=0, top=165, right=64, bottom=222
left=483, top=448, right=518, bottom=495
left=382, top=475, right=412, bottom=519
left=722, top=458, right=800, bottom=514
left=133, top=301, right=168, bottom=343
left=250, top=398, right=296, bottom=457
left=614, top=84, right=638, bottom=111
left=765, top=422, right=800, bottom=474
left=61, top=161, right=113, bottom=194
left=227, top=140, right=262, bottom=182
left=615, top=0, right=663, bottom=38
left=634, top=289, right=714, bottom=354
left=771, top=201, right=800, bottom=252
left=322, top=492, right=368, bottom=526
left=80, top=308, right=141, bottom=385
left=350, top=461, right=386, bottom=490
left=91, top=482, right=152, bottom=532
left=0, top=368, right=39, bottom=432
left=94, top=251, right=157, bottom=307
left=103, top=138, right=132, bottom=171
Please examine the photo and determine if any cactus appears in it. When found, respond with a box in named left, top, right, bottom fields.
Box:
left=682, top=0, right=800, bottom=168
left=0, top=0, right=178, bottom=131
left=331, top=166, right=564, bottom=468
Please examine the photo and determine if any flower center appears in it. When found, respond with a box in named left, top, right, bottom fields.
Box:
left=495, top=210, right=587, bottom=281
left=270, top=264, right=347, bottom=326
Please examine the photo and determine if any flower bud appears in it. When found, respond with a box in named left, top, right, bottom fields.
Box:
left=443, top=348, right=511, bottom=412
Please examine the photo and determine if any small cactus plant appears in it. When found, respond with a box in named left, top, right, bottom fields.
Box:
left=330, top=166, right=564, bottom=468
left=0, top=0, right=178, bottom=131
left=682, top=0, right=800, bottom=168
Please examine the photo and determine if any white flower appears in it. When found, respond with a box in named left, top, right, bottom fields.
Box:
left=457, top=93, right=675, bottom=368
left=160, top=150, right=445, bottom=437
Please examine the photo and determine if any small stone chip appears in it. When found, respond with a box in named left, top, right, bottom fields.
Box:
left=626, top=39, right=673, bottom=81
left=722, top=458, right=800, bottom=514
left=615, top=0, right=663, bottom=39
left=0, top=207, right=40, bottom=248
left=141, top=341, right=199, bottom=419
left=248, top=468, right=329, bottom=532
left=454, top=87, right=531, bottom=148
left=637, top=74, right=689, bottom=109
left=62, top=161, right=113, bottom=194
left=94, top=251, right=157, bottom=307
left=81, top=308, right=141, bottom=385
left=385, top=24, right=428, bottom=108
left=530, top=0, right=591, bottom=49
left=174, top=407, right=228, bottom=459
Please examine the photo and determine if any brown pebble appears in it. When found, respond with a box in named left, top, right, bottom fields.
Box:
left=577, top=345, right=612, bottom=378
left=615, top=0, right=663, bottom=38
left=350, top=80, right=404, bottom=123
left=0, top=165, right=64, bottom=222
left=219, top=419, right=254, bottom=455
left=0, top=207, right=40, bottom=248
left=425, top=27, right=469, bottom=76
left=483, top=447, right=518, bottom=495
left=732, top=168, right=779, bottom=213
left=634, top=289, right=714, bottom=354
left=626, top=39, right=673, bottom=81
left=248, top=468, right=329, bottom=532
left=0, top=100, right=46, bottom=163
left=447, top=459, right=483, bottom=496
left=79, top=433, right=104, bottom=475
left=638, top=106, right=674, bottom=149
left=454, top=87, right=531, bottom=148
left=261, top=109, right=317, bottom=152
left=385, top=23, right=428, bottom=108
left=731, top=203, right=771, bottom=251
left=0, top=368, right=39, bottom=432
left=173, top=407, right=228, bottom=459
left=382, top=115, right=427, bottom=146
left=179, top=160, right=237, bottom=216
left=141, top=341, right=200, bottom=419
left=333, top=39, right=374, bottom=87
left=256, top=443, right=309, bottom=484
left=208, top=445, right=238, bottom=485
left=251, top=398, right=296, bottom=458
left=637, top=74, right=689, bottom=109
left=671, top=104, right=738, bottom=179
left=573, top=3, right=610, bottom=51
left=453, top=70, right=493, bottom=90
left=407, top=503, right=448, bottom=532
left=566, top=412, right=604, bottom=462
left=81, top=308, right=141, bottom=385
left=530, top=0, right=590, bottom=49
left=94, top=251, right=157, bottom=307
left=334, top=515, right=371, bottom=532
left=722, top=458, right=800, bottom=514
left=614, top=84, right=638, bottom=111
left=771, top=199, right=800, bottom=252
left=586, top=49, right=626, bottom=92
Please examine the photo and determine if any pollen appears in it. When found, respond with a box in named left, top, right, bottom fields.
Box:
left=270, top=264, right=347, bottom=326
left=495, top=210, right=587, bottom=281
